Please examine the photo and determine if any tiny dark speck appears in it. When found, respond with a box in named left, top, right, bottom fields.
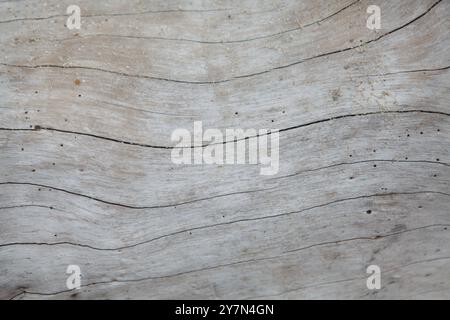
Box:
left=366, top=210, right=372, bottom=214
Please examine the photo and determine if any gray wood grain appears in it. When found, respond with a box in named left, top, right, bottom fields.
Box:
left=0, top=0, right=449, bottom=299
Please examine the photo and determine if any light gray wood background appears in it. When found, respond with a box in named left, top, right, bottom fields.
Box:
left=0, top=0, right=449, bottom=299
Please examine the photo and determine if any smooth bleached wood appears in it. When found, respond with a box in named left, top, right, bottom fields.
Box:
left=0, top=0, right=449, bottom=299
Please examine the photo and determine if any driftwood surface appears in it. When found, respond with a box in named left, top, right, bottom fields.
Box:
left=0, top=0, right=449, bottom=299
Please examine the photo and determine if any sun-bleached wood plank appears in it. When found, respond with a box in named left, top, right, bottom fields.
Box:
left=0, top=0, right=449, bottom=299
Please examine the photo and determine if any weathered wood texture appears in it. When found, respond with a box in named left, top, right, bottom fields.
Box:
left=0, top=0, right=449, bottom=299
